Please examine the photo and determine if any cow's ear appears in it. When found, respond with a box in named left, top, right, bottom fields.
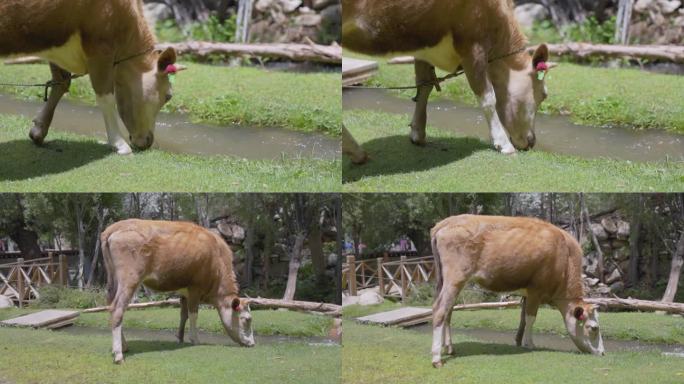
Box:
left=231, top=297, right=241, bottom=312
left=157, top=47, right=177, bottom=72
left=573, top=306, right=585, bottom=320
left=532, top=44, right=549, bottom=69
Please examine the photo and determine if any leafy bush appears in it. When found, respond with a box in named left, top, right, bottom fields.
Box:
left=566, top=16, right=616, bottom=44
left=156, top=16, right=237, bottom=44
left=35, top=285, right=106, bottom=309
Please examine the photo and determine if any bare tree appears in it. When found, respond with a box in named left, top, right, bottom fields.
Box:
left=661, top=231, right=684, bottom=303
left=581, top=193, right=605, bottom=283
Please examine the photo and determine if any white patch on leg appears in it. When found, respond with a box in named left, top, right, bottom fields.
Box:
left=443, top=320, right=453, bottom=355
left=189, top=312, right=199, bottom=345
left=479, top=90, right=515, bottom=154
left=112, top=324, right=124, bottom=363
left=432, top=324, right=444, bottom=366
left=96, top=94, right=132, bottom=155
left=522, top=315, right=536, bottom=348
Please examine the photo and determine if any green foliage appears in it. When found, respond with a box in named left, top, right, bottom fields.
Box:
left=35, top=285, right=106, bottom=309
left=404, top=283, right=434, bottom=306
left=565, top=16, right=616, bottom=44
left=191, top=15, right=237, bottom=42
left=293, top=263, right=337, bottom=303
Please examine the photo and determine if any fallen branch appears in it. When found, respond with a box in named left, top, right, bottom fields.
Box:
left=585, top=297, right=684, bottom=315
left=156, top=41, right=342, bottom=65
left=82, top=297, right=342, bottom=317
left=389, top=43, right=684, bottom=66
left=4, top=56, right=45, bottom=65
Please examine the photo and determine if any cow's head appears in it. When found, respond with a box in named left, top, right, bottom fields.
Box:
left=219, top=297, right=255, bottom=347
left=564, top=302, right=605, bottom=356
left=491, top=44, right=556, bottom=151
left=114, top=47, right=185, bottom=150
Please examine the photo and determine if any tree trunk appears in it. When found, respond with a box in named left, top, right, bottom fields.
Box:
left=86, top=206, right=108, bottom=288
left=581, top=193, right=605, bottom=283
left=628, top=195, right=642, bottom=287
left=282, top=233, right=306, bottom=301
left=244, top=222, right=255, bottom=288
left=74, top=199, right=86, bottom=290
left=661, top=231, right=684, bottom=303
left=309, top=223, right=326, bottom=279
left=235, top=0, right=254, bottom=43
left=334, top=196, right=343, bottom=305
left=615, top=0, right=634, bottom=45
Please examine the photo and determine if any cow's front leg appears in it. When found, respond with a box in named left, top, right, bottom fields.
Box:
left=460, top=47, right=516, bottom=154
left=29, top=63, right=72, bottom=145
left=87, top=57, right=132, bottom=155
left=409, top=60, right=436, bottom=146
left=521, top=296, right=540, bottom=349
left=342, top=125, right=368, bottom=164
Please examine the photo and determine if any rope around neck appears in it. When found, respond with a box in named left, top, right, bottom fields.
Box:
left=0, top=47, right=155, bottom=101
left=342, top=46, right=528, bottom=92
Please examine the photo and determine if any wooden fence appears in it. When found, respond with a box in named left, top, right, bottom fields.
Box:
left=342, top=255, right=436, bottom=301
left=0, top=253, right=70, bottom=308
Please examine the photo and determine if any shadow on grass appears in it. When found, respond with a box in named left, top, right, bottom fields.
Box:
left=0, top=139, right=110, bottom=181
left=342, top=135, right=490, bottom=183
left=448, top=341, right=539, bottom=358
left=124, top=340, right=191, bottom=358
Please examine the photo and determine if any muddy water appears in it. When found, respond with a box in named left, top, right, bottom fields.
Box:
left=0, top=94, right=340, bottom=160
left=57, top=325, right=340, bottom=347
left=408, top=324, right=684, bottom=355
left=343, top=88, right=684, bottom=162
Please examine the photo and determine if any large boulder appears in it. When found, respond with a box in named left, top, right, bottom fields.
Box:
left=601, top=217, right=618, bottom=235
left=342, top=294, right=360, bottom=307
left=616, top=220, right=631, bottom=240
left=514, top=4, right=550, bottom=29
left=143, top=3, right=172, bottom=29
left=358, top=291, right=384, bottom=306
left=606, top=268, right=622, bottom=285
left=0, top=294, right=15, bottom=309
left=591, top=223, right=609, bottom=241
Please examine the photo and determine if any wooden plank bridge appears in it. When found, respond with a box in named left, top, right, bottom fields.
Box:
left=0, top=253, right=71, bottom=308
left=342, top=255, right=436, bottom=301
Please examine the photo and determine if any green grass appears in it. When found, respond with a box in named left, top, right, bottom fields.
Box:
left=342, top=111, right=684, bottom=192
left=0, top=114, right=340, bottom=192
left=344, top=304, right=684, bottom=345
left=0, top=62, right=340, bottom=135
left=0, top=325, right=339, bottom=384
left=343, top=321, right=684, bottom=384
left=0, top=307, right=333, bottom=338
left=349, top=53, right=684, bottom=133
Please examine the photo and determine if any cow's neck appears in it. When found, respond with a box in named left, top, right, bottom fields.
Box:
left=484, top=7, right=528, bottom=71
left=113, top=8, right=157, bottom=69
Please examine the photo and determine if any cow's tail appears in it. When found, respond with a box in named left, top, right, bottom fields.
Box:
left=431, top=229, right=443, bottom=301
left=101, top=230, right=117, bottom=307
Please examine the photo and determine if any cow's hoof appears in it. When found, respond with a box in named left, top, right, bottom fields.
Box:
left=409, top=130, right=427, bottom=146
left=496, top=145, right=516, bottom=155
left=114, top=355, right=124, bottom=364
left=114, top=142, right=133, bottom=155
left=432, top=361, right=443, bottom=368
left=29, top=126, right=46, bottom=146
left=446, top=346, right=455, bottom=356
left=351, top=152, right=369, bottom=165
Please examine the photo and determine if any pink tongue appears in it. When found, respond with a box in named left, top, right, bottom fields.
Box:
left=165, top=64, right=178, bottom=74
left=536, top=62, right=549, bottom=71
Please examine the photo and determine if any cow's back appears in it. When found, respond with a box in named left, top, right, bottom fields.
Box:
left=342, top=0, right=516, bottom=56
left=0, top=0, right=147, bottom=56
left=433, top=215, right=581, bottom=300
left=103, top=219, right=235, bottom=296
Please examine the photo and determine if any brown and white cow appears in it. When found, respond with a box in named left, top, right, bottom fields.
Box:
left=342, top=0, right=556, bottom=162
left=430, top=215, right=604, bottom=367
left=0, top=0, right=184, bottom=154
left=102, top=219, right=255, bottom=364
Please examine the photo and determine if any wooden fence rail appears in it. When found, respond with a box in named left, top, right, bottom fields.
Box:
left=343, top=255, right=436, bottom=301
left=0, top=253, right=69, bottom=308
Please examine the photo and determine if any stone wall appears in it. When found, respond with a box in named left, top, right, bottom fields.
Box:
left=583, top=214, right=631, bottom=297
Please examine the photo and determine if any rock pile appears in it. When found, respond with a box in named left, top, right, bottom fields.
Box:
left=250, top=0, right=340, bottom=44
left=583, top=215, right=631, bottom=297
left=632, top=0, right=684, bottom=44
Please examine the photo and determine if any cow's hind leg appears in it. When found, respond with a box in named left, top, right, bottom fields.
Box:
left=409, top=60, right=436, bottom=146
left=29, top=63, right=71, bottom=145
left=521, top=295, right=540, bottom=349
left=110, top=282, right=137, bottom=364
left=432, top=281, right=464, bottom=368
left=187, top=292, right=200, bottom=345
left=177, top=296, right=189, bottom=343
left=515, top=296, right=527, bottom=347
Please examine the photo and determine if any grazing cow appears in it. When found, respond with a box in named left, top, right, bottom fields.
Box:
left=102, top=219, right=255, bottom=364
left=0, top=0, right=185, bottom=154
left=430, top=215, right=604, bottom=368
left=342, top=0, right=556, bottom=163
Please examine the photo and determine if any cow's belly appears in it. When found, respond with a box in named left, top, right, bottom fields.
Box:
left=33, top=33, right=88, bottom=75
left=394, top=35, right=462, bottom=73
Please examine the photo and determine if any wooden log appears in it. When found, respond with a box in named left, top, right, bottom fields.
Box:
left=389, top=44, right=684, bottom=65
left=82, top=297, right=342, bottom=317
left=156, top=40, right=342, bottom=65
left=4, top=56, right=44, bottom=65
left=585, top=297, right=684, bottom=315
